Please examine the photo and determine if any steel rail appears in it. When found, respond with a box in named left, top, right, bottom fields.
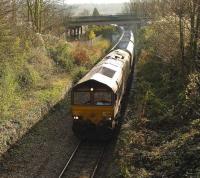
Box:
left=90, top=144, right=106, bottom=178
left=58, top=141, right=106, bottom=178
left=58, top=141, right=82, bottom=178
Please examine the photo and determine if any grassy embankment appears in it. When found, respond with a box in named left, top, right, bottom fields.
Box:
left=113, top=23, right=200, bottom=177
left=0, top=23, right=111, bottom=155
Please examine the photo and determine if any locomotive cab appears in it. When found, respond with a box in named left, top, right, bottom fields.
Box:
left=71, top=81, right=117, bottom=139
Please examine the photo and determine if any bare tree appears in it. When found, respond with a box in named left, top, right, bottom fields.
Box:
left=26, top=0, right=44, bottom=33
left=188, top=0, right=200, bottom=62
left=169, top=0, right=187, bottom=73
left=125, top=0, right=200, bottom=73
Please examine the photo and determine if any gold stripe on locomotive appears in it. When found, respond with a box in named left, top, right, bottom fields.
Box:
left=72, top=105, right=114, bottom=124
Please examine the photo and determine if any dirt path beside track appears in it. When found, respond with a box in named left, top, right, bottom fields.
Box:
left=0, top=98, right=79, bottom=178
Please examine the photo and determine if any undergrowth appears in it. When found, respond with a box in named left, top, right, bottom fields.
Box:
left=116, top=55, right=200, bottom=178
left=0, top=20, right=111, bottom=155
left=0, top=22, right=110, bottom=124
left=114, top=25, right=200, bottom=178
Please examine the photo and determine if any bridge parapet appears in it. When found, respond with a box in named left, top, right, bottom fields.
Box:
left=67, top=15, right=151, bottom=26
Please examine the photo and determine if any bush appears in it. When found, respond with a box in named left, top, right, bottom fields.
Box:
left=0, top=66, right=20, bottom=120
left=145, top=89, right=167, bottom=118
left=88, top=30, right=96, bottom=40
left=72, top=46, right=90, bottom=65
left=177, top=72, right=200, bottom=121
left=27, top=48, right=54, bottom=78
left=18, top=64, right=41, bottom=89
left=87, top=25, right=117, bottom=37
left=49, top=42, right=74, bottom=72
left=71, top=66, right=88, bottom=84
left=93, top=39, right=110, bottom=53
left=71, top=39, right=110, bottom=67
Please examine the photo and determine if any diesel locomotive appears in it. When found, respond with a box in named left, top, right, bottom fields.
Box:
left=71, top=30, right=134, bottom=139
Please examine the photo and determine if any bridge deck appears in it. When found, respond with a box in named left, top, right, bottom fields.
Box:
left=67, top=15, right=150, bottom=26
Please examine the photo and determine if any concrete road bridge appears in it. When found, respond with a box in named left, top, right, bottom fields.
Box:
left=66, top=15, right=150, bottom=38
left=68, top=15, right=149, bottom=26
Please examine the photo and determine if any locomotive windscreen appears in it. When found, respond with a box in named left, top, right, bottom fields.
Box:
left=94, top=91, right=112, bottom=106
left=74, top=91, right=91, bottom=105
left=73, top=91, right=112, bottom=106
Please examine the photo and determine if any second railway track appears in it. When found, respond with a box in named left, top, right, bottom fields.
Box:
left=59, top=141, right=106, bottom=178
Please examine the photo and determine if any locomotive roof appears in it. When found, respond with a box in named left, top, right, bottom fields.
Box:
left=75, top=49, right=130, bottom=93
left=123, top=31, right=134, bottom=43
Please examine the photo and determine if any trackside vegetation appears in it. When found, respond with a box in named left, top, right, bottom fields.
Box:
left=109, top=1, right=200, bottom=177
left=86, top=25, right=118, bottom=40
left=115, top=56, right=200, bottom=178
left=111, top=19, right=200, bottom=178
left=0, top=18, right=111, bottom=155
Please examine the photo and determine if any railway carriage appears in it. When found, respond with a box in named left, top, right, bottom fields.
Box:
left=71, top=31, right=134, bottom=139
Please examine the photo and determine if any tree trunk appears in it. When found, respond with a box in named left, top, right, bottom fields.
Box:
left=39, top=0, right=43, bottom=33
left=12, top=0, right=16, bottom=25
left=194, top=2, right=200, bottom=61
left=190, top=1, right=195, bottom=57
left=27, top=0, right=33, bottom=24
left=179, top=14, right=185, bottom=74
left=35, top=0, right=38, bottom=32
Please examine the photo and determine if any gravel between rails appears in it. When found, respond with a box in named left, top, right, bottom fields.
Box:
left=59, top=141, right=106, bottom=178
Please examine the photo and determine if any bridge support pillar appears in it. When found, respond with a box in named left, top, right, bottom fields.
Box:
left=74, top=28, right=76, bottom=37
left=78, top=26, right=81, bottom=39
left=76, top=27, right=80, bottom=39
left=70, top=28, right=73, bottom=37
left=67, top=26, right=84, bottom=40
left=80, top=26, right=83, bottom=35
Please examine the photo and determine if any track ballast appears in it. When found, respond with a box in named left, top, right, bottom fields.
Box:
left=58, top=141, right=106, bottom=178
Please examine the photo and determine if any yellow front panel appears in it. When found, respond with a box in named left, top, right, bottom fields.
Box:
left=72, top=106, right=114, bottom=125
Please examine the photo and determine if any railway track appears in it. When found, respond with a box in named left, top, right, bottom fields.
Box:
left=58, top=27, right=131, bottom=178
left=58, top=141, right=106, bottom=178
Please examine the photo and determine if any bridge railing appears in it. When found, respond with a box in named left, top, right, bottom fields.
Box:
left=67, top=15, right=151, bottom=25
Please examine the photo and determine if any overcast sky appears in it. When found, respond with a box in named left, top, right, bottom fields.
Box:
left=65, top=0, right=129, bottom=4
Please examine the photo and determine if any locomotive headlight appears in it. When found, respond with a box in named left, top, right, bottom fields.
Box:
left=73, top=116, right=79, bottom=120
left=107, top=117, right=112, bottom=121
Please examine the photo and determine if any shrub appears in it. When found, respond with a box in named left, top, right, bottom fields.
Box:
left=177, top=72, right=200, bottom=121
left=93, top=39, right=110, bottom=53
left=49, top=42, right=74, bottom=72
left=71, top=66, right=88, bottom=84
left=72, top=47, right=90, bottom=65
left=87, top=25, right=117, bottom=37
left=88, top=30, right=96, bottom=40
left=144, top=89, right=168, bottom=121
left=0, top=65, right=20, bottom=120
left=27, top=48, right=53, bottom=78
left=18, top=64, right=41, bottom=89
